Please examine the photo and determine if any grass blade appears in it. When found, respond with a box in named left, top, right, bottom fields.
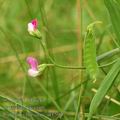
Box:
left=105, top=0, right=120, bottom=46
left=87, top=58, right=120, bottom=120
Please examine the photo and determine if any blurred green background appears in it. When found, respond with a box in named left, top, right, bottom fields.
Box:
left=0, top=0, right=120, bottom=119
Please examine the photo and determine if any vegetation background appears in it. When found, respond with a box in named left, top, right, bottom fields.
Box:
left=0, top=0, right=120, bottom=119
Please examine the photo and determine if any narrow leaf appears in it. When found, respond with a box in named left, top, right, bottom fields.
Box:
left=105, top=0, right=120, bottom=46
left=87, top=58, right=120, bottom=120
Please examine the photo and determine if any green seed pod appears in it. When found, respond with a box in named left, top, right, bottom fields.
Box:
left=84, top=22, right=101, bottom=79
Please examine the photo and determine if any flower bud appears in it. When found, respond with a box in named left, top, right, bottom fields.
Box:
left=28, top=19, right=42, bottom=39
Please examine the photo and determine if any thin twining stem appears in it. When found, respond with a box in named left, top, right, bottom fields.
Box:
left=38, top=59, right=117, bottom=70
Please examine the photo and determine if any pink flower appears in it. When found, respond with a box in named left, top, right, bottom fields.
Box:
left=27, top=57, right=39, bottom=77
left=27, top=19, right=42, bottom=38
left=27, top=57, right=38, bottom=70
left=28, top=19, right=38, bottom=33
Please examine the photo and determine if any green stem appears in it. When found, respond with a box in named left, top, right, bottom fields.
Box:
left=97, top=48, right=120, bottom=62
left=38, top=59, right=117, bottom=70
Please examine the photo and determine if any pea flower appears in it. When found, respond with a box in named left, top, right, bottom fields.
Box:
left=27, top=19, right=42, bottom=38
left=27, top=57, right=39, bottom=77
left=27, top=57, right=48, bottom=77
left=28, top=19, right=38, bottom=33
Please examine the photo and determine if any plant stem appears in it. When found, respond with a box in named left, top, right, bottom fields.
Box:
left=97, top=48, right=120, bottom=62
left=38, top=59, right=117, bottom=70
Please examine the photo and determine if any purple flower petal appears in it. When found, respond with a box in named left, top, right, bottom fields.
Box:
left=27, top=57, right=38, bottom=70
left=31, top=19, right=38, bottom=30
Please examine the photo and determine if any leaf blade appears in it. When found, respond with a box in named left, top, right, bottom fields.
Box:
left=87, top=58, right=120, bottom=120
left=105, top=0, right=120, bottom=46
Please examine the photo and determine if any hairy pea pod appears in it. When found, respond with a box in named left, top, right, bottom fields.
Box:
left=84, top=23, right=99, bottom=79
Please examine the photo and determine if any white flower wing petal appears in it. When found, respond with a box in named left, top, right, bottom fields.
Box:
left=28, top=69, right=39, bottom=77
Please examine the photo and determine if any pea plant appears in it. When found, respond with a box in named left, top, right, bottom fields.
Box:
left=1, top=0, right=120, bottom=120
left=25, top=0, right=120, bottom=119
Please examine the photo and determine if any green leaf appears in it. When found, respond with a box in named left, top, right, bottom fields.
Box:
left=87, top=58, right=120, bottom=120
left=84, top=22, right=99, bottom=79
left=105, top=0, right=120, bottom=46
